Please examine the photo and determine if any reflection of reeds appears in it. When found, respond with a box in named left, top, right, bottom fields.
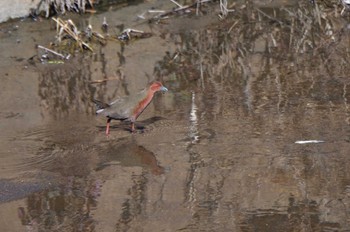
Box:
left=150, top=5, right=350, bottom=231
left=19, top=176, right=99, bottom=231
left=154, top=1, right=350, bottom=120
left=38, top=56, right=96, bottom=119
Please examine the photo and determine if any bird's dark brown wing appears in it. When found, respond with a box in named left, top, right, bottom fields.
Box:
left=92, top=99, right=110, bottom=110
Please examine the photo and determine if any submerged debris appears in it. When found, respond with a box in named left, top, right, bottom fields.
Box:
left=117, top=28, right=152, bottom=42
left=37, top=45, right=70, bottom=63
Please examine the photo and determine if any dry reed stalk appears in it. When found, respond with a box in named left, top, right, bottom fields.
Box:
left=52, top=17, right=93, bottom=52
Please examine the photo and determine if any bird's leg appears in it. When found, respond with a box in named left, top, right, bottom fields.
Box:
left=131, top=122, right=135, bottom=133
left=106, top=118, right=111, bottom=136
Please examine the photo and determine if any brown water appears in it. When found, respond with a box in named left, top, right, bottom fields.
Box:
left=1, top=0, right=350, bottom=231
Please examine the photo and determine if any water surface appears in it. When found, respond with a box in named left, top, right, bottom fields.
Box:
left=0, top=0, right=350, bottom=231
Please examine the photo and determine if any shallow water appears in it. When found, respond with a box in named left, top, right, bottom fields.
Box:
left=1, top=0, right=350, bottom=231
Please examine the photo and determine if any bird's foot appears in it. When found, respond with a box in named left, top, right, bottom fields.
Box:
left=130, top=123, right=145, bottom=134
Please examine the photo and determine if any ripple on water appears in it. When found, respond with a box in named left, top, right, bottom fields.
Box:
left=1, top=117, right=98, bottom=178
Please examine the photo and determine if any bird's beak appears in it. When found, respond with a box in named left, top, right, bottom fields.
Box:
left=160, top=86, right=168, bottom=92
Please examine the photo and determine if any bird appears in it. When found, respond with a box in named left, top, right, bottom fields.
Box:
left=93, top=81, right=168, bottom=135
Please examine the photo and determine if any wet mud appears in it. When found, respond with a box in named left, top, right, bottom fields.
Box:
left=1, top=0, right=350, bottom=231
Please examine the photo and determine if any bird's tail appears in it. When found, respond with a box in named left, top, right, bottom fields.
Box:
left=92, top=99, right=110, bottom=114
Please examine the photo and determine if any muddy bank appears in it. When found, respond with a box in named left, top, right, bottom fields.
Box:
left=1, top=0, right=350, bottom=231
left=0, top=0, right=40, bottom=23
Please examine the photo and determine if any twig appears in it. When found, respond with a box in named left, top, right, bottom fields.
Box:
left=255, top=8, right=284, bottom=25
left=89, top=77, right=120, bottom=84
left=228, top=20, right=239, bottom=34
left=151, top=0, right=213, bottom=21
left=148, top=10, right=166, bottom=13
left=37, top=45, right=69, bottom=59
left=170, top=0, right=183, bottom=8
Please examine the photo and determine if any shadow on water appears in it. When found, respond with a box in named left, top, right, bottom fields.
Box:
left=18, top=128, right=165, bottom=178
left=96, top=137, right=165, bottom=175
left=1, top=0, right=350, bottom=231
left=95, top=116, right=166, bottom=133
left=4, top=137, right=164, bottom=231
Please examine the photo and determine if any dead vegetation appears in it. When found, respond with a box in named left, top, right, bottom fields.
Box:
left=36, top=0, right=349, bottom=72
left=37, top=17, right=154, bottom=63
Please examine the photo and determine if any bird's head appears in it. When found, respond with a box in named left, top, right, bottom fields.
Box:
left=150, top=81, right=168, bottom=93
